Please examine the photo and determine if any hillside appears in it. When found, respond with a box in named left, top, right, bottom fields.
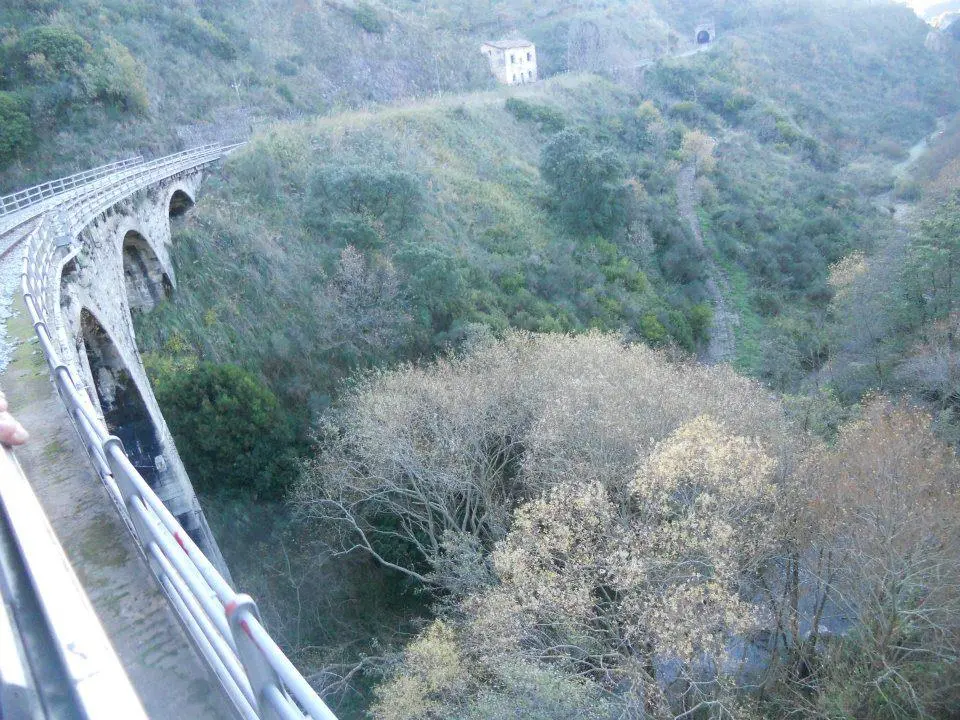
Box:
left=113, top=3, right=960, bottom=716
left=0, top=0, right=495, bottom=188
left=6, top=0, right=960, bottom=717
left=6, top=0, right=922, bottom=188
left=136, top=75, right=708, bottom=414
left=135, top=0, right=957, bottom=402
left=0, top=0, right=734, bottom=188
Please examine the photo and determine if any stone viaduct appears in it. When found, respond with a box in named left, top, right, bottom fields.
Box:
left=0, top=146, right=336, bottom=719
left=51, top=172, right=229, bottom=573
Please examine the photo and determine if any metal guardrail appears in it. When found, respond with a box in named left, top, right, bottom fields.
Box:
left=17, top=144, right=339, bottom=720
left=0, top=446, right=148, bottom=720
left=0, top=158, right=149, bottom=251
left=0, top=157, right=143, bottom=217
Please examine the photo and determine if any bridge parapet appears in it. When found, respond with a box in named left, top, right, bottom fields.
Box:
left=12, top=144, right=339, bottom=720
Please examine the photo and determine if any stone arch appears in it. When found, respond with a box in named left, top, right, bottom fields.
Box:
left=697, top=29, right=711, bottom=45
left=168, top=188, right=195, bottom=218
left=122, top=230, right=172, bottom=313
left=79, top=308, right=163, bottom=489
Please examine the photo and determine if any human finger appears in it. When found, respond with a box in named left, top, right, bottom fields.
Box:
left=0, top=412, right=29, bottom=446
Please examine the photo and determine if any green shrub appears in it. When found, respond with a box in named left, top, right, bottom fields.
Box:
left=665, top=309, right=695, bottom=351
left=396, top=243, right=466, bottom=332
left=505, top=97, right=566, bottom=133
left=639, top=312, right=667, bottom=345
left=352, top=2, right=386, bottom=34
left=274, top=58, right=299, bottom=76
left=232, top=150, right=282, bottom=203
left=723, top=88, right=757, bottom=121
left=620, top=100, right=662, bottom=149
left=306, top=164, right=423, bottom=234
left=874, top=137, right=909, bottom=161
left=163, top=14, right=236, bottom=60
left=669, top=100, right=701, bottom=123
left=894, top=178, right=922, bottom=202
left=652, top=62, right=699, bottom=98
left=687, top=303, right=713, bottom=343
left=84, top=38, right=149, bottom=112
left=16, top=25, right=91, bottom=80
left=150, top=360, right=299, bottom=500
left=275, top=82, right=295, bottom=104
left=0, top=93, right=33, bottom=165
left=6, top=0, right=59, bottom=13
left=540, top=129, right=627, bottom=238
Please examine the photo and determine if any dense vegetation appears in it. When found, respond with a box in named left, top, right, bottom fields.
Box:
left=7, top=0, right=960, bottom=717
left=0, top=0, right=498, bottom=187
left=301, top=334, right=960, bottom=718
left=129, top=1, right=960, bottom=716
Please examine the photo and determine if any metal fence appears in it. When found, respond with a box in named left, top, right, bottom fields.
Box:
left=18, top=144, right=338, bottom=720
left=0, top=157, right=143, bottom=217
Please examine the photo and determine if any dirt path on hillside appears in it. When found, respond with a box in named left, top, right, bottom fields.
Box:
left=864, top=122, right=946, bottom=289
left=813, top=121, right=946, bottom=389
left=677, top=164, right=738, bottom=364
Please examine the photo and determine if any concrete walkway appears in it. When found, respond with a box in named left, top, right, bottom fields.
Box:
left=1, top=290, right=232, bottom=719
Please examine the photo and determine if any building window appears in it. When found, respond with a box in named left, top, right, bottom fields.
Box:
left=510, top=54, right=515, bottom=63
left=512, top=74, right=517, bottom=83
left=527, top=52, right=532, bottom=61
left=528, top=70, right=533, bottom=79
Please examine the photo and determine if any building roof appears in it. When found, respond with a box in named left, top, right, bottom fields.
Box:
left=481, top=39, right=534, bottom=50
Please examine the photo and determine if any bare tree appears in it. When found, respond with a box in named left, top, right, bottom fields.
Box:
left=768, top=399, right=960, bottom=718
left=566, top=19, right=607, bottom=73
left=295, top=332, right=793, bottom=589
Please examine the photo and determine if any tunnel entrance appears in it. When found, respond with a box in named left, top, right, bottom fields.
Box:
left=122, top=231, right=171, bottom=313
left=697, top=30, right=711, bottom=45
left=168, top=189, right=194, bottom=218
left=80, top=309, right=163, bottom=488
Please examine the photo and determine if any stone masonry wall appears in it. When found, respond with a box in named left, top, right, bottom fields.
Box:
left=48, top=170, right=230, bottom=577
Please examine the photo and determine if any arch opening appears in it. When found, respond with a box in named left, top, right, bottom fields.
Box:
left=123, top=231, right=172, bottom=313
left=697, top=30, right=711, bottom=45
left=80, top=309, right=163, bottom=489
left=168, top=189, right=194, bottom=218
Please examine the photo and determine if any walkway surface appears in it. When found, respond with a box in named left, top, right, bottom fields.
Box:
left=0, top=223, right=232, bottom=719
left=677, top=163, right=739, bottom=364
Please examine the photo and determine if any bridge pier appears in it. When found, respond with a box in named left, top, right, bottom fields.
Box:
left=50, top=172, right=230, bottom=577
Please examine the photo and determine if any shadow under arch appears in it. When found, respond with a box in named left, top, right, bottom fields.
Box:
left=697, top=30, right=711, bottom=45
left=168, top=189, right=194, bottom=218
left=122, top=230, right=172, bottom=313
left=80, top=308, right=163, bottom=489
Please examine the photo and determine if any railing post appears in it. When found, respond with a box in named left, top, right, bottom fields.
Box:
left=101, top=436, right=158, bottom=557
left=227, top=596, right=288, bottom=720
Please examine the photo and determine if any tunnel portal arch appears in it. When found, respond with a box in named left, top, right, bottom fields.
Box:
left=122, top=230, right=172, bottom=313
left=695, top=21, right=715, bottom=46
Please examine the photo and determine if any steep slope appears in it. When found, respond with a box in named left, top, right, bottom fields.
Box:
left=132, top=0, right=959, bottom=406
left=135, top=75, right=708, bottom=414
left=0, top=0, right=496, bottom=187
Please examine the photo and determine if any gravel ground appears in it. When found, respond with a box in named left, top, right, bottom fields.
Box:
left=0, top=222, right=35, bottom=377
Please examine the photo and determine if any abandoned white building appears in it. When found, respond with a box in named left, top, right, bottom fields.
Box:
left=481, top=39, right=538, bottom=85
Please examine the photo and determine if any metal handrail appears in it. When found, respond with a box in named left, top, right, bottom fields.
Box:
left=0, top=157, right=143, bottom=216
left=17, top=144, right=338, bottom=720
left=0, top=446, right=147, bottom=719
left=0, top=156, right=153, bottom=248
